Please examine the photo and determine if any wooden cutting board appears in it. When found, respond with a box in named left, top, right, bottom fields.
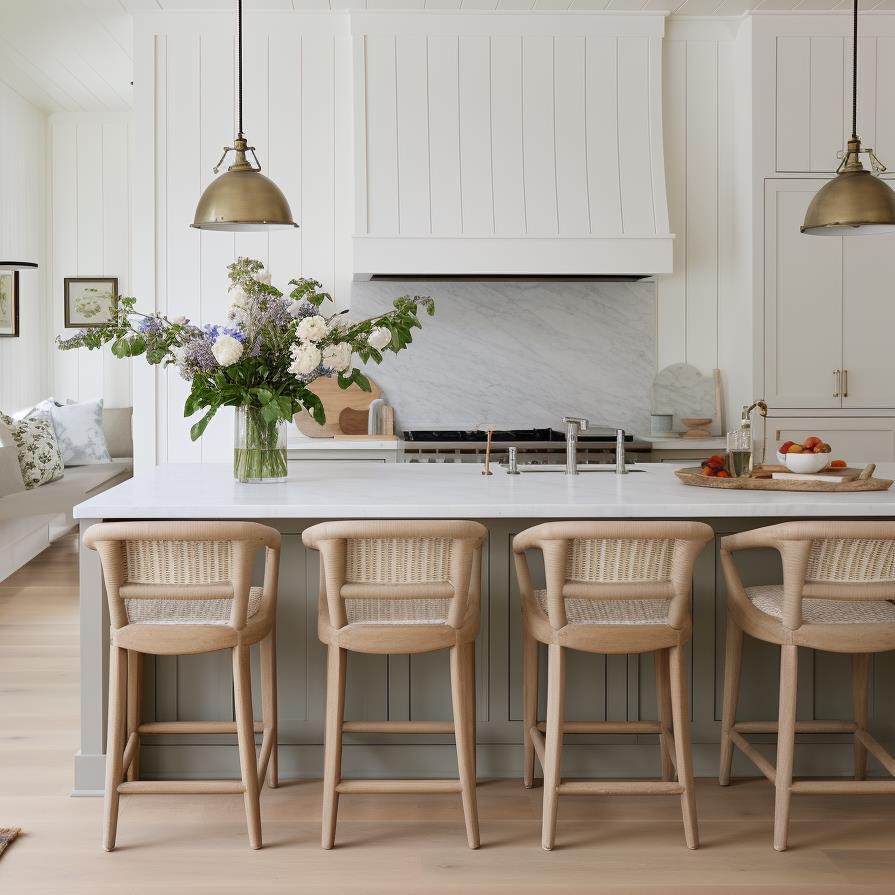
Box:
left=294, top=375, right=381, bottom=438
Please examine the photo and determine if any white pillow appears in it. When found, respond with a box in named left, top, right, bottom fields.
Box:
left=0, top=412, right=65, bottom=489
left=48, top=399, right=112, bottom=466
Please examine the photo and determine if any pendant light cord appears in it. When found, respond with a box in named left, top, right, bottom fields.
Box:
left=237, top=0, right=244, bottom=138
left=851, top=0, right=858, bottom=141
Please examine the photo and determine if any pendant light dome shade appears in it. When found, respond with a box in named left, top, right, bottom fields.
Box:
left=192, top=139, right=297, bottom=231
left=802, top=0, right=895, bottom=235
left=191, top=0, right=297, bottom=232
left=802, top=139, right=895, bottom=235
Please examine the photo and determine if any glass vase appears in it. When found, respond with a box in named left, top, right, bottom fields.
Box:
left=233, top=406, right=288, bottom=483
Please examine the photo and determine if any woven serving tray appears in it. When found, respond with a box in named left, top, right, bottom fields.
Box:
left=675, top=464, right=893, bottom=492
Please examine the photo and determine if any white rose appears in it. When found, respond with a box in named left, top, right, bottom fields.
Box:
left=290, top=343, right=322, bottom=377
left=322, top=342, right=352, bottom=373
left=367, top=326, right=391, bottom=351
left=211, top=334, right=244, bottom=367
left=229, top=286, right=248, bottom=305
left=296, top=315, right=328, bottom=343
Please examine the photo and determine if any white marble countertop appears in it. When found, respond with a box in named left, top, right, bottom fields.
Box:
left=640, top=435, right=727, bottom=450
left=74, top=461, right=895, bottom=520
left=287, top=437, right=399, bottom=451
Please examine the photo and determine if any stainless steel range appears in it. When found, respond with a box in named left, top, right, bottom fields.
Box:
left=400, top=427, right=652, bottom=465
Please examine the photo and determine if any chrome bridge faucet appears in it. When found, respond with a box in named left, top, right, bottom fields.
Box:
left=562, top=416, right=589, bottom=475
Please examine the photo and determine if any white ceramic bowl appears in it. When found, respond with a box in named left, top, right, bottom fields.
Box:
left=783, top=451, right=829, bottom=474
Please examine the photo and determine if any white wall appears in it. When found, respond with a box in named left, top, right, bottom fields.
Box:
left=48, top=114, right=132, bottom=408
left=0, top=83, right=48, bottom=414
left=132, top=12, right=750, bottom=465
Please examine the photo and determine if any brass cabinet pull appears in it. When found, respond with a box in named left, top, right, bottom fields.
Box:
left=843, top=369, right=848, bottom=398
left=833, top=369, right=840, bottom=398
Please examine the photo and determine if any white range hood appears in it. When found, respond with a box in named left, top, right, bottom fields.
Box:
left=351, top=12, right=672, bottom=279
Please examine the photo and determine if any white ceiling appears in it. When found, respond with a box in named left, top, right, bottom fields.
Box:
left=1, top=0, right=892, bottom=113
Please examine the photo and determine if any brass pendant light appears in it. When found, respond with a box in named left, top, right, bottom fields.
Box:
left=192, top=0, right=297, bottom=231
left=802, top=0, right=895, bottom=235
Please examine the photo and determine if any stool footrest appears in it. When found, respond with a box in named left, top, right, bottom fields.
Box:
left=734, top=721, right=856, bottom=734
left=117, top=780, right=246, bottom=795
left=336, top=779, right=463, bottom=794
left=341, top=721, right=454, bottom=735
left=137, top=721, right=264, bottom=735
left=557, top=781, right=684, bottom=796
left=790, top=780, right=895, bottom=794
left=536, top=721, right=662, bottom=735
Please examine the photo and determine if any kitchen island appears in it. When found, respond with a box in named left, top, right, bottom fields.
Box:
left=72, top=462, right=895, bottom=793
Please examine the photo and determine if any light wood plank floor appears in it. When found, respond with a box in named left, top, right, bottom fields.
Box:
left=3, top=535, right=895, bottom=893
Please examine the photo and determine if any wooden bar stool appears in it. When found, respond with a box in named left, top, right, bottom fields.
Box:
left=302, top=520, right=487, bottom=850
left=513, top=521, right=713, bottom=850
left=719, top=521, right=895, bottom=851
left=83, top=520, right=281, bottom=851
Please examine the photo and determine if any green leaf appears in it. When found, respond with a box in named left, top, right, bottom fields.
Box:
left=189, top=405, right=219, bottom=441
left=352, top=369, right=372, bottom=392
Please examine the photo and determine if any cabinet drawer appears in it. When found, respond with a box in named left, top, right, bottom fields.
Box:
left=766, top=417, right=895, bottom=463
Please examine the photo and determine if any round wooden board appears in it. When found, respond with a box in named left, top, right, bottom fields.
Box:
left=294, top=375, right=381, bottom=438
left=675, top=467, right=893, bottom=492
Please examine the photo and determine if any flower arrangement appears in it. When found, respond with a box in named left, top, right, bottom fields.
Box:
left=57, top=257, right=434, bottom=481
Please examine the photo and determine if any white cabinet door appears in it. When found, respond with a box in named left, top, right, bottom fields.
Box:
left=764, top=180, right=843, bottom=409
left=842, top=233, right=895, bottom=408
left=767, top=417, right=895, bottom=464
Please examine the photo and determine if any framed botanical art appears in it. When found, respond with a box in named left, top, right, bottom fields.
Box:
left=64, top=277, right=119, bottom=328
left=0, top=271, right=19, bottom=337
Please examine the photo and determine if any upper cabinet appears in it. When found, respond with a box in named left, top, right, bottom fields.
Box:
left=755, top=14, right=895, bottom=175
left=350, top=13, right=673, bottom=278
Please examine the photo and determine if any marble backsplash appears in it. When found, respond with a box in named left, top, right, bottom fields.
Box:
left=349, top=280, right=657, bottom=435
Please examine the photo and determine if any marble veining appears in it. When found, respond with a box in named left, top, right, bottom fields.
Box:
left=349, top=280, right=656, bottom=434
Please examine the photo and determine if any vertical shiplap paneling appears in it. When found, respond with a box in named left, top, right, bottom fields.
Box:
left=656, top=39, right=687, bottom=371
left=616, top=36, right=654, bottom=234
left=427, top=35, right=462, bottom=235
left=520, top=35, right=557, bottom=235
left=198, top=30, right=239, bottom=464
left=101, top=121, right=132, bottom=407
left=684, top=40, right=719, bottom=373
left=395, top=34, right=431, bottom=235
left=268, top=31, right=303, bottom=281
left=333, top=32, right=355, bottom=307
left=51, top=120, right=80, bottom=402
left=75, top=124, right=105, bottom=400
left=489, top=35, right=525, bottom=234
left=0, top=85, right=47, bottom=413
left=164, top=32, right=202, bottom=463
left=809, top=36, right=844, bottom=172
left=584, top=36, right=622, bottom=235
left=234, top=30, right=270, bottom=266
left=365, top=33, right=400, bottom=235
left=776, top=36, right=811, bottom=172
left=553, top=35, right=589, bottom=235
left=458, top=34, right=493, bottom=235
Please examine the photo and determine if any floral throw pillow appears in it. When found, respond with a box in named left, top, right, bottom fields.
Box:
left=48, top=399, right=111, bottom=466
left=0, top=412, right=65, bottom=489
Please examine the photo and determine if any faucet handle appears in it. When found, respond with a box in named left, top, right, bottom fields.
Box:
left=563, top=416, right=589, bottom=430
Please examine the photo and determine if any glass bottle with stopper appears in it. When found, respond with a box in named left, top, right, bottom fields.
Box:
left=726, top=400, right=767, bottom=477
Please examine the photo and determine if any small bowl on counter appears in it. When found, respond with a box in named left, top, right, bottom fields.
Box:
left=782, top=452, right=830, bottom=474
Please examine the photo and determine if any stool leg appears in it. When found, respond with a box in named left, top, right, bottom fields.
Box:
left=322, top=644, right=347, bottom=849
left=522, top=626, right=539, bottom=789
left=655, top=648, right=673, bottom=783
left=852, top=653, right=871, bottom=781
left=261, top=629, right=278, bottom=789
left=719, top=616, right=744, bottom=786
left=774, top=643, right=798, bottom=852
left=103, top=645, right=127, bottom=852
left=125, top=650, right=143, bottom=783
left=233, top=643, right=262, bottom=850
left=541, top=643, right=566, bottom=851
left=451, top=642, right=480, bottom=849
left=669, top=644, right=698, bottom=850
